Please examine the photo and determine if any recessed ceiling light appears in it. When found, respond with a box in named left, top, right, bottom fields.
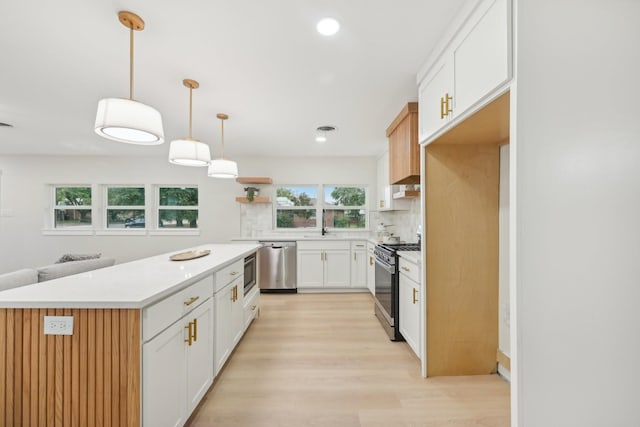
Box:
left=316, top=18, right=340, bottom=36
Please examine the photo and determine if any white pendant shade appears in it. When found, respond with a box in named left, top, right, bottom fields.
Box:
left=208, top=159, right=238, bottom=178
left=95, top=98, right=164, bottom=145
left=168, top=139, right=211, bottom=166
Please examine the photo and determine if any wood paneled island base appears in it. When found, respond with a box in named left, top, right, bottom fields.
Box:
left=0, top=308, right=140, bottom=427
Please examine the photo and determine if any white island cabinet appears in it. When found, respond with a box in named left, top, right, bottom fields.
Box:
left=214, top=259, right=245, bottom=375
left=0, top=243, right=260, bottom=427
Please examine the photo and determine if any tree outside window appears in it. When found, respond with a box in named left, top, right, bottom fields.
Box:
left=158, top=187, right=199, bottom=228
left=54, top=186, right=92, bottom=228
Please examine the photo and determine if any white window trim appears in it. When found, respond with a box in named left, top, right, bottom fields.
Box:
left=156, top=185, right=200, bottom=232
left=43, top=184, right=97, bottom=235
left=98, top=184, right=148, bottom=233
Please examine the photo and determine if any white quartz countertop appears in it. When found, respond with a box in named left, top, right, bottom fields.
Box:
left=398, top=250, right=422, bottom=265
left=0, top=243, right=260, bottom=309
left=231, top=235, right=372, bottom=242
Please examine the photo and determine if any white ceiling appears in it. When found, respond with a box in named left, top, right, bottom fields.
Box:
left=0, top=0, right=465, bottom=159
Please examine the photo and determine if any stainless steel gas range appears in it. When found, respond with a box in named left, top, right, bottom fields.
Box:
left=373, top=243, right=421, bottom=341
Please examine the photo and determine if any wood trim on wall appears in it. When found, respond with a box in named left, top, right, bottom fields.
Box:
left=496, top=349, right=511, bottom=371
left=0, top=308, right=140, bottom=427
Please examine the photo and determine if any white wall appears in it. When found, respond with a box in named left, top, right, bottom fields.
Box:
left=514, top=1, right=640, bottom=426
left=0, top=155, right=376, bottom=273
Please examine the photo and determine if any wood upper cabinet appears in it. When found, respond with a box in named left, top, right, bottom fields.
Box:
left=387, top=102, right=420, bottom=185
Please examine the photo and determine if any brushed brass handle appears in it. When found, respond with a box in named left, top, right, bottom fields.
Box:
left=402, top=266, right=410, bottom=273
left=185, top=322, right=193, bottom=346
left=369, top=256, right=373, bottom=266
left=193, top=318, right=197, bottom=342
left=230, top=271, right=239, bottom=276
left=412, top=288, right=418, bottom=304
left=184, top=296, right=200, bottom=306
left=440, top=96, right=446, bottom=119
left=251, top=305, right=257, bottom=310
left=445, top=93, right=453, bottom=117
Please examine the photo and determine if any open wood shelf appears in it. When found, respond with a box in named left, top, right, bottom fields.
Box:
left=235, top=197, right=271, bottom=204
left=392, top=190, right=420, bottom=199
left=235, top=177, right=273, bottom=184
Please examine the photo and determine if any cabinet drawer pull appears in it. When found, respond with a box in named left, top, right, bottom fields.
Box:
left=401, top=266, right=410, bottom=273
left=185, top=322, right=194, bottom=346
left=230, top=271, right=239, bottom=276
left=369, top=256, right=374, bottom=266
left=184, top=296, right=200, bottom=306
left=412, top=288, right=418, bottom=304
left=193, top=318, right=198, bottom=342
left=440, top=96, right=446, bottom=119
left=251, top=305, right=257, bottom=311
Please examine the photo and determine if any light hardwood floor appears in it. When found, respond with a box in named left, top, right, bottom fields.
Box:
left=188, top=293, right=510, bottom=427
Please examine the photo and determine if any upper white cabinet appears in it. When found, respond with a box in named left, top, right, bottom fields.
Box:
left=376, top=151, right=411, bottom=211
left=418, top=0, right=511, bottom=143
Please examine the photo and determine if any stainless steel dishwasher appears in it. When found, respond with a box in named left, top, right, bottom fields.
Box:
left=258, top=241, right=297, bottom=292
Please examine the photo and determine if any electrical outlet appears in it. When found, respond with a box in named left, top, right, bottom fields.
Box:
left=44, top=316, right=74, bottom=335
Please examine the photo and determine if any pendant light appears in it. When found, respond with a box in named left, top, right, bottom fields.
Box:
left=95, top=11, right=165, bottom=145
left=208, top=114, right=238, bottom=179
left=168, top=79, right=211, bottom=166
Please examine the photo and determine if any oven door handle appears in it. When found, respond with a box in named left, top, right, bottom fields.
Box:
left=375, top=257, right=394, bottom=274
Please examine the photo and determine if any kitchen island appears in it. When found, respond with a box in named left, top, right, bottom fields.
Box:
left=0, top=243, right=260, bottom=427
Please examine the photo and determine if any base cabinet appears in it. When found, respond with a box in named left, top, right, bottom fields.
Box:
left=143, top=298, right=214, bottom=427
left=366, top=242, right=376, bottom=295
left=297, top=240, right=351, bottom=288
left=350, top=241, right=367, bottom=288
left=398, top=258, right=420, bottom=357
left=214, top=277, right=244, bottom=375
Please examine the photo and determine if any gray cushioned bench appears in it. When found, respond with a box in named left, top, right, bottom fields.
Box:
left=0, top=257, right=116, bottom=292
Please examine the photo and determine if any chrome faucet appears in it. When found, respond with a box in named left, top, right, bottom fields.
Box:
left=321, top=209, right=328, bottom=236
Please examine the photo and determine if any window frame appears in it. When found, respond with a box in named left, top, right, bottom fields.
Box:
left=273, top=184, right=368, bottom=231
left=47, top=184, right=95, bottom=234
left=97, top=184, right=149, bottom=235
left=151, top=185, right=201, bottom=235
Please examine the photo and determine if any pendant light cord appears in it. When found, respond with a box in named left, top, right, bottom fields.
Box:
left=129, top=26, right=134, bottom=100
left=188, top=87, right=193, bottom=139
left=220, top=119, right=225, bottom=158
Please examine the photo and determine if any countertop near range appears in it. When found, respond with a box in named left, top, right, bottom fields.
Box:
left=0, top=243, right=260, bottom=309
left=398, top=250, right=422, bottom=265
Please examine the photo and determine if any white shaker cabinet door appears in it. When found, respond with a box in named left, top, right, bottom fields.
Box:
left=324, top=250, right=351, bottom=288
left=297, top=250, right=325, bottom=288
left=143, top=321, right=188, bottom=427
left=214, top=283, right=234, bottom=375
left=186, top=299, right=214, bottom=414
left=399, top=273, right=420, bottom=357
left=418, top=58, right=453, bottom=142
left=452, top=0, right=510, bottom=117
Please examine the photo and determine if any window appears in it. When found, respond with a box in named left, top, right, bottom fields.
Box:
left=275, top=185, right=367, bottom=229
left=275, top=186, right=317, bottom=228
left=158, top=186, right=199, bottom=229
left=323, top=186, right=366, bottom=229
left=106, top=186, right=145, bottom=229
left=54, top=186, right=92, bottom=228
